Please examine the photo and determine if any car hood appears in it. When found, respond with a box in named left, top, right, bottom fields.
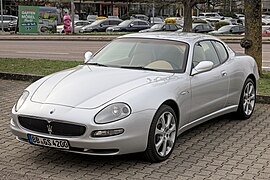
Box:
left=31, top=65, right=172, bottom=109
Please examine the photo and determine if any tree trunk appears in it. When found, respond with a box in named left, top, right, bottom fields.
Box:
left=183, top=2, right=192, bottom=32
left=243, top=0, right=262, bottom=75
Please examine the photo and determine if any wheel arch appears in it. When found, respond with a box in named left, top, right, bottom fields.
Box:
left=246, top=74, right=256, bottom=89
left=162, top=99, right=180, bottom=126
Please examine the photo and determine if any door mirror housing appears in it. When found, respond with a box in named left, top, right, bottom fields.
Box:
left=191, top=61, right=214, bottom=76
left=84, top=51, right=93, bottom=63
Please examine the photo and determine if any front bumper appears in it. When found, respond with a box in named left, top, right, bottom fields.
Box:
left=10, top=102, right=155, bottom=155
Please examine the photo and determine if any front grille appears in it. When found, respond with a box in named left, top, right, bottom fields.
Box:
left=18, top=116, right=86, bottom=137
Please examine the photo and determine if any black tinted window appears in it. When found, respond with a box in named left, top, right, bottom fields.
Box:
left=138, top=21, right=147, bottom=25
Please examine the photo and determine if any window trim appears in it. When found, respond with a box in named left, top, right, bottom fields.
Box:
left=210, top=40, right=229, bottom=64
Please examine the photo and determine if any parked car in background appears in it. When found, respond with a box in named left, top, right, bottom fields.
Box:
left=57, top=20, right=92, bottom=33
left=87, top=15, right=98, bottom=22
left=139, top=23, right=182, bottom=33
left=106, top=19, right=150, bottom=32
left=80, top=19, right=122, bottom=33
left=209, top=25, right=245, bottom=35
left=0, top=15, right=17, bottom=31
left=130, top=14, right=149, bottom=21
left=7, top=19, right=17, bottom=32
left=10, top=32, right=258, bottom=162
left=262, top=26, right=270, bottom=35
left=192, top=23, right=214, bottom=33
left=149, top=17, right=164, bottom=25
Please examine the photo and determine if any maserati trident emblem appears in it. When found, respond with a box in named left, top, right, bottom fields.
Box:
left=47, top=124, right=53, bottom=134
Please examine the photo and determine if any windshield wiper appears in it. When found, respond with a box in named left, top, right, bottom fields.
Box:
left=120, top=66, right=157, bottom=71
left=85, top=62, right=107, bottom=67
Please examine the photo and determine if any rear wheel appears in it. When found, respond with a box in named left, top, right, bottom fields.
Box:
left=144, top=105, right=177, bottom=162
left=236, top=78, right=256, bottom=119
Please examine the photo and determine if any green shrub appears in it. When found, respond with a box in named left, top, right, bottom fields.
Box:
left=193, top=19, right=207, bottom=24
left=215, top=21, right=230, bottom=30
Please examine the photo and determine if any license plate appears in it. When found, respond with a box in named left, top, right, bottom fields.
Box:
left=27, top=134, right=69, bottom=150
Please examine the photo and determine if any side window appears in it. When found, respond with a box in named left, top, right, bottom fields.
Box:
left=138, top=21, right=146, bottom=25
left=101, top=21, right=109, bottom=26
left=193, top=41, right=220, bottom=68
left=133, top=21, right=139, bottom=26
left=212, top=41, right=228, bottom=63
left=110, top=20, right=120, bottom=25
left=3, top=17, right=11, bottom=21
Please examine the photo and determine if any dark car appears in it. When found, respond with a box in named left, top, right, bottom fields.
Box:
left=106, top=19, right=150, bottom=32
left=7, top=20, right=18, bottom=32
left=192, top=23, right=214, bottom=33
left=79, top=19, right=122, bottom=33
left=139, top=23, right=182, bottom=33
left=210, top=25, right=245, bottom=35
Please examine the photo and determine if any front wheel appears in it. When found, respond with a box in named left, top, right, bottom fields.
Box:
left=236, top=78, right=256, bottom=120
left=144, top=105, right=177, bottom=162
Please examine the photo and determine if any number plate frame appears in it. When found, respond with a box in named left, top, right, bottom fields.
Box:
left=27, top=134, right=70, bottom=150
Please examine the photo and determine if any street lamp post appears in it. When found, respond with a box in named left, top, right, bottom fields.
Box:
left=0, top=0, right=3, bottom=32
left=71, top=0, right=75, bottom=34
left=152, top=0, right=155, bottom=24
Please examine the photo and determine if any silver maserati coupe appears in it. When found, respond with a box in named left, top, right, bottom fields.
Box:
left=10, top=32, right=259, bottom=162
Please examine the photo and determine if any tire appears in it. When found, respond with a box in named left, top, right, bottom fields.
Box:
left=144, top=105, right=177, bottom=162
left=236, top=78, right=256, bottom=120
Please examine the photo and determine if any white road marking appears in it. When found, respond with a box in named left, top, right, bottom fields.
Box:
left=15, top=51, right=69, bottom=55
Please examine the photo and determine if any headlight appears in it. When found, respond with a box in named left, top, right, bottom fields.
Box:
left=15, top=91, right=29, bottom=112
left=94, top=103, right=131, bottom=124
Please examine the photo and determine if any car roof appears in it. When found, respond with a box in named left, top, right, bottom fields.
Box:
left=118, top=32, right=219, bottom=44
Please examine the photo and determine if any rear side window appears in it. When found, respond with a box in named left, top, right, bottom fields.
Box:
left=138, top=21, right=147, bottom=25
left=212, top=41, right=228, bottom=63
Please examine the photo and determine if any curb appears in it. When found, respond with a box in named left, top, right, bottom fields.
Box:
left=1, top=72, right=270, bottom=104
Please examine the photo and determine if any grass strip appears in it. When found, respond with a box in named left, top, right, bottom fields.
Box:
left=0, top=58, right=81, bottom=76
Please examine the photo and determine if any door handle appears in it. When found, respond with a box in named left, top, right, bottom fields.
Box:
left=221, top=71, right=227, bottom=77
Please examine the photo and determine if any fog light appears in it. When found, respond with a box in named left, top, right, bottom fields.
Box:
left=92, top=128, right=124, bottom=137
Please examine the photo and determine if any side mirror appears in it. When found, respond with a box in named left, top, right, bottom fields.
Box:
left=129, top=23, right=134, bottom=27
left=84, top=51, right=93, bottom=63
left=191, top=61, right=214, bottom=76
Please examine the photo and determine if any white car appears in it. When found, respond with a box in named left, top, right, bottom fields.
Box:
left=10, top=32, right=259, bottom=162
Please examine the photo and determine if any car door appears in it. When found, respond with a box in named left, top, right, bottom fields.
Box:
left=189, top=40, right=229, bottom=121
left=99, top=20, right=110, bottom=31
left=127, top=21, right=139, bottom=31
left=137, top=21, right=149, bottom=31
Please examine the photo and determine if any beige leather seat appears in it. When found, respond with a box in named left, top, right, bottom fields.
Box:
left=146, top=60, right=173, bottom=70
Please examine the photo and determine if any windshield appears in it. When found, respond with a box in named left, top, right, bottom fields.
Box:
left=218, top=25, right=232, bottom=31
left=151, top=24, right=164, bottom=29
left=89, top=38, right=189, bottom=72
left=118, top=20, right=132, bottom=27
